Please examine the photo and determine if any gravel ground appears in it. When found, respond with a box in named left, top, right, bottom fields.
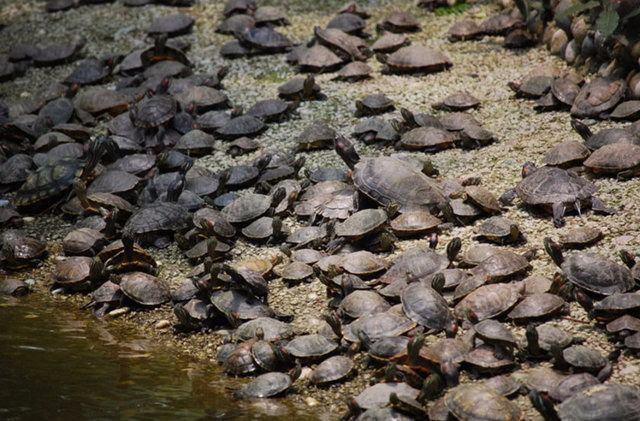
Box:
left=2, top=0, right=640, bottom=419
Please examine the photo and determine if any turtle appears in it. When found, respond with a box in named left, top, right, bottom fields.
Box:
left=432, top=92, right=480, bottom=112
left=502, top=162, right=611, bottom=227
left=220, top=39, right=251, bottom=58
left=173, top=86, right=230, bottom=114
left=333, top=61, right=372, bottom=82
left=551, top=344, right=611, bottom=381
left=571, top=119, right=640, bottom=151
left=211, top=289, right=275, bottom=326
left=216, top=115, right=266, bottom=140
left=339, top=290, right=390, bottom=319
left=335, top=135, right=448, bottom=213
left=247, top=99, right=297, bottom=123
left=296, top=45, right=344, bottom=73
left=583, top=143, right=640, bottom=179
left=353, top=382, right=420, bottom=411
left=240, top=27, right=292, bottom=53
left=377, top=45, right=452, bottom=75
left=454, top=283, right=521, bottom=321
left=401, top=281, right=456, bottom=336
left=100, top=235, right=157, bottom=276
left=543, top=140, right=591, bottom=168
left=0, top=278, right=29, bottom=296
left=339, top=251, right=388, bottom=277
left=129, top=85, right=177, bottom=129
left=222, top=264, right=268, bottom=302
left=479, top=13, right=522, bottom=36
left=327, top=13, right=367, bottom=36
left=235, top=367, right=300, bottom=399
left=338, top=2, right=371, bottom=19
left=570, top=77, right=626, bottom=118
left=342, top=312, right=416, bottom=343
left=445, top=384, right=521, bottom=421
left=378, top=242, right=457, bottom=285
left=548, top=373, right=601, bottom=403
left=355, top=94, right=395, bottom=117
left=0, top=230, right=48, bottom=271
left=148, top=13, right=195, bottom=37
left=277, top=261, right=314, bottom=283
left=0, top=207, right=22, bottom=228
left=53, top=256, right=103, bottom=291
left=371, top=33, right=409, bottom=54
left=123, top=176, right=191, bottom=248
left=508, top=75, right=553, bottom=98
left=223, top=0, right=256, bottom=16
left=352, top=118, right=400, bottom=145
left=62, top=227, right=106, bottom=256
left=463, top=344, right=516, bottom=374
left=74, top=179, right=136, bottom=216
left=32, top=38, right=85, bottom=67
left=141, top=34, right=190, bottom=67
left=377, top=12, right=420, bottom=33
left=507, top=293, right=567, bottom=322
left=223, top=338, right=260, bottom=376
left=590, top=292, right=640, bottom=320
left=174, top=130, right=216, bottom=157
left=174, top=298, right=215, bottom=332
left=610, top=100, right=640, bottom=121
left=236, top=317, right=294, bottom=342
left=119, top=272, right=170, bottom=307
left=241, top=216, right=283, bottom=243
left=227, top=137, right=260, bottom=157
left=295, top=121, right=336, bottom=151
left=277, top=75, right=324, bottom=101
left=552, top=383, right=640, bottom=420
left=544, top=237, right=634, bottom=296
left=313, top=27, right=371, bottom=62
left=447, top=20, right=483, bottom=41
left=221, top=187, right=285, bottom=224
left=470, top=248, right=531, bottom=282
left=389, top=211, right=441, bottom=237
left=84, top=280, right=123, bottom=317
left=474, top=216, right=523, bottom=244
left=329, top=208, right=392, bottom=250
left=396, top=127, right=455, bottom=152
left=64, top=57, right=114, bottom=86
left=605, top=314, right=640, bottom=338
left=311, top=355, right=355, bottom=385
left=109, top=154, right=156, bottom=176
left=558, top=226, right=603, bottom=249
left=550, top=77, right=581, bottom=107
left=254, top=6, right=289, bottom=26
left=0, top=154, right=34, bottom=191
left=284, top=334, right=338, bottom=360
left=473, top=319, right=518, bottom=352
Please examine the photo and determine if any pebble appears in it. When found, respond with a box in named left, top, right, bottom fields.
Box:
left=299, top=367, right=313, bottom=381
left=304, top=396, right=319, bottom=407
left=155, top=319, right=171, bottom=330
left=22, top=216, right=35, bottom=224
left=107, top=307, right=130, bottom=318
left=24, top=279, right=36, bottom=287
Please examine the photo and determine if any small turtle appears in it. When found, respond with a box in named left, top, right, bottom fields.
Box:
left=0, top=230, right=48, bottom=271
left=571, top=77, right=626, bottom=118
left=32, top=38, right=85, bottom=67
left=339, top=251, right=388, bottom=277
left=606, top=314, right=640, bottom=338
left=390, top=211, right=441, bottom=237
left=148, top=13, right=194, bottom=37
left=295, top=121, right=336, bottom=151
left=339, top=290, right=390, bottom=319
left=463, top=344, right=516, bottom=374
left=85, top=280, right=122, bottom=317
left=285, top=334, right=338, bottom=360
left=610, top=100, right=640, bottom=121
left=377, top=45, right=452, bottom=75
left=445, top=384, right=521, bottom=421
left=314, top=27, right=371, bottom=62
left=353, top=382, right=420, bottom=411
left=62, top=227, right=106, bottom=256
left=545, top=238, right=634, bottom=296
left=503, top=162, right=611, bottom=227
left=548, top=373, right=600, bottom=402
left=352, top=118, right=400, bottom=145
left=473, top=319, right=517, bottom=351
left=432, top=92, right=480, bottom=112
left=0, top=278, right=29, bottom=296
left=241, top=216, right=283, bottom=243
left=64, top=58, right=114, bottom=86
left=227, top=137, right=260, bottom=157
left=246, top=98, right=296, bottom=123
left=377, top=12, right=420, bottom=33
left=558, top=226, right=603, bottom=249
left=543, top=140, right=591, bottom=168
left=355, top=93, right=395, bottom=117
left=234, top=367, right=300, bottom=399
left=140, top=34, right=190, bottom=68
left=120, top=272, right=170, bottom=307
left=371, top=33, right=409, bottom=54
left=311, top=355, right=354, bottom=385
left=474, top=216, right=523, bottom=244
left=174, top=130, right=216, bottom=157
left=236, top=317, right=293, bottom=341
left=342, top=312, right=415, bottom=343
left=584, top=143, right=640, bottom=179
left=447, top=20, right=483, bottom=41
left=479, top=13, right=522, bottom=36
left=454, top=283, right=521, bottom=321
left=53, top=256, right=103, bottom=291
left=254, top=6, right=289, bottom=26
left=571, top=119, right=640, bottom=151
left=240, top=27, right=292, bottom=53
left=401, top=281, right=456, bottom=336
left=507, top=293, right=566, bottom=322
left=278, top=75, right=323, bottom=101
left=296, top=45, right=343, bottom=73
left=217, top=115, right=266, bottom=139
left=221, top=188, right=285, bottom=224
left=396, top=127, right=454, bottom=152
left=327, top=13, right=367, bottom=36
left=551, top=77, right=581, bottom=107
left=552, top=344, right=611, bottom=380
left=508, top=75, right=553, bottom=98
left=223, top=0, right=255, bottom=17
left=333, top=61, right=372, bottom=82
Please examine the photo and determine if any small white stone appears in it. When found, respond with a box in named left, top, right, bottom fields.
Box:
left=107, top=307, right=129, bottom=318
left=304, top=396, right=319, bottom=407
left=299, top=367, right=314, bottom=381
left=22, top=217, right=35, bottom=224
left=155, top=319, right=171, bottom=330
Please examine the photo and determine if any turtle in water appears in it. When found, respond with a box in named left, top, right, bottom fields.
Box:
left=500, top=162, right=613, bottom=227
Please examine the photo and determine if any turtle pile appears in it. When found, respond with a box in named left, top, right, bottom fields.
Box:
left=2, top=0, right=640, bottom=419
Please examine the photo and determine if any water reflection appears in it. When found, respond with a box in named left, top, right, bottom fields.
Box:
left=0, top=296, right=322, bottom=420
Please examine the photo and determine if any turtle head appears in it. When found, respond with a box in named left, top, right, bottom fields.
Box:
left=216, top=65, right=229, bottom=81
left=166, top=175, right=185, bottom=203
left=525, top=323, right=541, bottom=354
left=279, top=244, right=292, bottom=257
left=375, top=53, right=388, bottom=64
left=428, top=232, right=439, bottom=249
left=619, top=249, right=637, bottom=269
left=445, top=318, right=458, bottom=338
left=121, top=230, right=135, bottom=257
left=289, top=360, right=302, bottom=382
left=302, top=75, right=316, bottom=99
left=253, top=153, right=272, bottom=171
left=89, top=258, right=104, bottom=283
left=446, top=237, right=462, bottom=262
left=420, top=373, right=445, bottom=401
left=271, top=217, right=283, bottom=235
left=322, top=311, right=343, bottom=339
left=157, top=77, right=171, bottom=95
left=206, top=237, right=219, bottom=259
left=153, top=33, right=168, bottom=50
left=543, top=237, right=564, bottom=267
left=521, top=161, right=537, bottom=178
left=254, top=326, right=265, bottom=340
left=270, top=186, right=287, bottom=209
left=570, top=118, right=592, bottom=141
left=407, top=333, right=425, bottom=363
left=573, top=289, right=594, bottom=313
left=400, top=107, right=416, bottom=127
left=464, top=308, right=479, bottom=324
left=528, top=390, right=559, bottom=421
left=334, top=135, right=360, bottom=170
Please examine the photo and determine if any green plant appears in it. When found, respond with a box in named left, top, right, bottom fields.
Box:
left=558, top=0, right=640, bottom=38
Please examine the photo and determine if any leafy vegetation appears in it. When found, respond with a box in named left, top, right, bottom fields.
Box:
left=434, top=1, right=471, bottom=16
left=555, top=0, right=640, bottom=38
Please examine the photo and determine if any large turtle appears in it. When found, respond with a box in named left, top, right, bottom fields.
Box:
left=502, top=162, right=612, bottom=227
left=335, top=135, right=447, bottom=214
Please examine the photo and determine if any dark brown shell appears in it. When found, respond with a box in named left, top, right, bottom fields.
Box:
left=571, top=78, right=626, bottom=118
left=120, top=272, right=169, bottom=306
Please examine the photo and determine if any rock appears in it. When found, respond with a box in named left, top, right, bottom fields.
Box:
left=155, top=319, right=171, bottom=330
left=107, top=307, right=129, bottom=318
left=304, top=396, right=319, bottom=407
left=22, top=216, right=35, bottom=224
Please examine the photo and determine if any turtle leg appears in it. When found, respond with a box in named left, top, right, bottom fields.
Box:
left=591, top=196, right=615, bottom=215
left=552, top=202, right=565, bottom=228
left=574, top=199, right=582, bottom=217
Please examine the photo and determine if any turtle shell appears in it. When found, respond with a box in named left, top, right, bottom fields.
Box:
left=124, top=201, right=190, bottom=237
left=559, top=226, right=602, bottom=249
left=297, top=45, right=343, bottom=73
left=549, top=373, right=600, bottom=402
left=382, top=45, right=452, bottom=74
left=447, top=20, right=483, bottom=41
left=445, top=384, right=521, bottom=421
left=342, top=312, right=415, bottom=342
left=544, top=140, right=590, bottom=168
left=339, top=251, right=387, bottom=276
left=13, top=159, right=81, bottom=209
left=333, top=61, right=372, bottom=82
left=241, top=27, right=292, bottom=52
left=54, top=256, right=94, bottom=286
left=378, top=12, right=420, bottom=33
left=311, top=355, right=354, bottom=385
left=507, top=293, right=565, bottom=321
left=397, top=127, right=454, bottom=151
left=562, top=345, right=607, bottom=372
left=610, top=100, right=640, bottom=121
left=217, top=115, right=265, bottom=139
left=557, top=383, right=640, bottom=421
left=371, top=33, right=409, bottom=53
left=284, top=334, right=337, bottom=359
left=401, top=282, right=452, bottom=332
left=131, top=95, right=177, bottom=128
left=335, top=208, right=387, bottom=238
left=584, top=143, right=640, bottom=174
left=120, top=272, right=169, bottom=306
left=211, top=289, right=274, bottom=322
left=390, top=211, right=441, bottom=237
left=474, top=319, right=517, bottom=347
left=221, top=193, right=272, bottom=224
left=454, top=283, right=520, bottom=321
left=148, top=13, right=194, bottom=37
left=339, top=290, right=390, bottom=319
left=352, top=156, right=447, bottom=212
left=515, top=166, right=596, bottom=207
left=571, top=78, right=626, bottom=118
left=235, top=317, right=293, bottom=341
left=235, top=372, right=292, bottom=398
left=561, top=252, right=634, bottom=295
left=432, top=92, right=480, bottom=112
left=379, top=247, right=448, bottom=284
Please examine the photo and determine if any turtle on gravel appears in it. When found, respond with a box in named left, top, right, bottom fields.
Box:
left=332, top=62, right=372, bottom=82
left=570, top=77, right=626, bottom=118
left=296, top=45, right=344, bottom=73
left=558, top=226, right=603, bottom=249
left=545, top=237, right=634, bottom=296
left=432, top=92, right=480, bottom=112
left=571, top=119, right=640, bottom=151
left=474, top=216, right=524, bottom=244
left=583, top=143, right=640, bottom=179
left=543, top=140, right=591, bottom=168
left=371, top=33, right=409, bottom=54
left=311, top=355, right=354, bottom=385
left=377, top=45, right=452, bottom=75
left=501, top=162, right=613, bottom=227
left=120, top=272, right=170, bottom=307
left=216, top=115, right=266, bottom=139
left=0, top=278, right=30, bottom=297
left=376, top=11, right=420, bottom=33
left=0, top=230, right=47, bottom=271
left=335, top=135, right=448, bottom=214
left=53, top=256, right=103, bottom=292
left=148, top=13, right=195, bottom=37
left=222, top=187, right=285, bottom=224
left=234, top=367, right=300, bottom=399
left=445, top=384, right=521, bottom=421
left=277, top=75, right=324, bottom=101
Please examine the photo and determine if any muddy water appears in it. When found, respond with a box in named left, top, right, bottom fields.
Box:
left=0, top=295, right=322, bottom=420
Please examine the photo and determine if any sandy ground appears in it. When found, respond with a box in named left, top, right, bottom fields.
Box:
left=2, top=0, right=640, bottom=419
